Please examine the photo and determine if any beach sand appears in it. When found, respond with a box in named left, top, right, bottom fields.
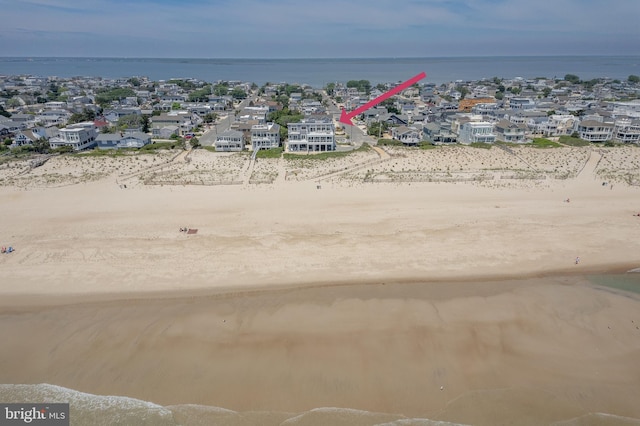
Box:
left=1, top=145, right=640, bottom=424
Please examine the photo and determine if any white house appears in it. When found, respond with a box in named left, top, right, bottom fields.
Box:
left=251, top=122, right=281, bottom=150
left=48, top=122, right=98, bottom=151
left=215, top=130, right=244, bottom=152
left=459, top=121, right=496, bottom=144
left=613, top=119, right=640, bottom=143
left=287, top=117, right=335, bottom=152
left=577, top=120, right=614, bottom=142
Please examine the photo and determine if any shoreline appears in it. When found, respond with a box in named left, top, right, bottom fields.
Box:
left=0, top=262, right=638, bottom=309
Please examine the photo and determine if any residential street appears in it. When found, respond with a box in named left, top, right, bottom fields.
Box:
left=199, top=96, right=254, bottom=146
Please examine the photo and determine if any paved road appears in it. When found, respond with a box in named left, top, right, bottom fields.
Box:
left=199, top=114, right=233, bottom=146
left=199, top=96, right=255, bottom=146
left=323, top=90, right=376, bottom=148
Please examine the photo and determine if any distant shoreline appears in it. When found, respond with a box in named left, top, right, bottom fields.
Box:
left=2, top=55, right=637, bottom=86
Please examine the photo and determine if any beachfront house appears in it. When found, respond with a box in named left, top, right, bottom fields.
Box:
left=494, top=119, right=527, bottom=143
left=391, top=126, right=421, bottom=146
left=96, top=132, right=151, bottom=149
left=251, top=122, right=281, bottom=150
left=48, top=122, right=98, bottom=151
left=423, top=122, right=457, bottom=144
left=150, top=111, right=195, bottom=136
left=286, top=117, right=335, bottom=153
left=576, top=120, right=614, bottom=142
left=12, top=130, right=39, bottom=147
left=215, top=130, right=244, bottom=152
left=458, top=121, right=496, bottom=144
left=613, top=119, right=640, bottom=144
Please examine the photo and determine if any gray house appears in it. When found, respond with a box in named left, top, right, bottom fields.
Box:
left=215, top=130, right=244, bottom=151
left=96, top=132, right=152, bottom=149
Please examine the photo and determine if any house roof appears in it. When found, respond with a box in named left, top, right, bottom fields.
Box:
left=96, top=132, right=150, bottom=142
left=579, top=120, right=614, bottom=127
left=495, top=119, right=526, bottom=130
left=217, top=129, right=244, bottom=138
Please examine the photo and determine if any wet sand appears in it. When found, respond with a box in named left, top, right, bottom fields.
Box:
left=2, top=276, right=640, bottom=425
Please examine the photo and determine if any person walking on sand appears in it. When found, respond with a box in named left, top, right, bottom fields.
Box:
left=575, top=256, right=580, bottom=265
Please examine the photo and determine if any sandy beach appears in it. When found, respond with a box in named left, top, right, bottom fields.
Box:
left=1, top=144, right=640, bottom=424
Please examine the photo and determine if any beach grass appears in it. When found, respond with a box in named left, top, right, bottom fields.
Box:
left=469, top=142, right=493, bottom=149
left=283, top=143, right=370, bottom=160
left=558, top=136, right=591, bottom=147
left=256, top=147, right=283, bottom=159
left=531, top=138, right=562, bottom=148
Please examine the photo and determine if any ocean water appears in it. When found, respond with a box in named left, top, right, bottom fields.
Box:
left=2, top=383, right=640, bottom=426
left=0, top=384, right=468, bottom=426
left=1, top=56, right=639, bottom=86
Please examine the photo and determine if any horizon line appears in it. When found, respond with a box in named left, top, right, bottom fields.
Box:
left=2, top=54, right=639, bottom=61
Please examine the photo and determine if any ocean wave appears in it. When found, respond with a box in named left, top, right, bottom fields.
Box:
left=5, top=384, right=639, bottom=426
left=0, top=384, right=471, bottom=426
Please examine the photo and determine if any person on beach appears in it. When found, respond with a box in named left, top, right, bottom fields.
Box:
left=575, top=256, right=580, bottom=265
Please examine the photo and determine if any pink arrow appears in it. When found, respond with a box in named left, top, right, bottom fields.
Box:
left=339, top=71, right=427, bottom=126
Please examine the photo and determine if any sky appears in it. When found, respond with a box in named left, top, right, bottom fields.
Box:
left=1, top=0, right=639, bottom=58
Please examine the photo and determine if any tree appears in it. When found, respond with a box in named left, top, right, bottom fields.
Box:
left=542, top=87, right=552, bottom=98
left=346, top=80, right=371, bottom=95
left=212, top=83, right=229, bottom=96
left=325, top=82, right=335, bottom=96
left=190, top=137, right=201, bottom=149
left=367, top=121, right=389, bottom=137
left=188, top=85, right=212, bottom=102
left=456, top=85, right=469, bottom=100
left=171, top=102, right=181, bottom=110
left=230, top=87, right=246, bottom=100
left=33, top=138, right=50, bottom=154
left=68, top=108, right=96, bottom=124
left=95, top=87, right=136, bottom=107
left=564, top=74, right=580, bottom=84
left=118, top=114, right=143, bottom=130
left=268, top=108, right=303, bottom=140
left=141, top=115, right=150, bottom=133
left=203, top=112, right=218, bottom=124
left=0, top=105, right=10, bottom=118
left=628, top=75, right=640, bottom=84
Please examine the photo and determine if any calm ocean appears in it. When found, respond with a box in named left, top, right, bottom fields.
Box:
left=1, top=56, right=639, bottom=86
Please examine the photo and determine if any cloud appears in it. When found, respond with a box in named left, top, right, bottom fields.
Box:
left=0, top=0, right=639, bottom=57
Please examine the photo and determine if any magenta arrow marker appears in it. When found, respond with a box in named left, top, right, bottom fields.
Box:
left=339, top=72, right=427, bottom=126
